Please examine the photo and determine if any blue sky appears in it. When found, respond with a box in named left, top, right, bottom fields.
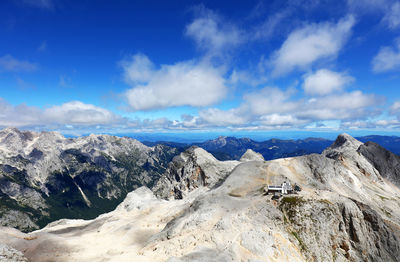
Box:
left=2, top=0, right=400, bottom=138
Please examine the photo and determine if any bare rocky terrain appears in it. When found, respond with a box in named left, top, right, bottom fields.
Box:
left=0, top=127, right=178, bottom=231
left=0, top=133, right=400, bottom=261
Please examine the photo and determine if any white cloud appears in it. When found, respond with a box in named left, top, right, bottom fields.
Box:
left=185, top=8, right=243, bottom=55
left=120, top=53, right=155, bottom=85
left=0, top=98, right=43, bottom=127
left=302, top=69, right=353, bottom=95
left=0, top=99, right=121, bottom=128
left=0, top=55, right=38, bottom=72
left=43, top=101, right=119, bottom=125
left=271, top=16, right=355, bottom=76
left=390, top=100, right=400, bottom=114
left=198, top=108, right=248, bottom=126
left=228, top=69, right=268, bottom=86
left=122, top=54, right=228, bottom=110
left=383, top=2, right=400, bottom=28
left=259, top=114, right=307, bottom=126
left=196, top=88, right=381, bottom=130
left=372, top=38, right=400, bottom=72
left=300, top=91, right=382, bottom=120
left=243, top=87, right=298, bottom=115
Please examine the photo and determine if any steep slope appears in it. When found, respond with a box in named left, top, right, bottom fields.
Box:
left=357, top=141, right=400, bottom=187
left=357, top=135, right=400, bottom=155
left=152, top=146, right=240, bottom=199
left=0, top=128, right=178, bottom=231
left=2, top=134, right=400, bottom=261
left=240, top=149, right=265, bottom=161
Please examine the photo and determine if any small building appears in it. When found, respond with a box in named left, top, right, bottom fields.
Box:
left=265, top=181, right=293, bottom=195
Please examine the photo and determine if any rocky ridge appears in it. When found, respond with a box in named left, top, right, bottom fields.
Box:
left=0, top=127, right=178, bottom=231
left=152, top=146, right=240, bottom=200
left=1, top=134, right=400, bottom=261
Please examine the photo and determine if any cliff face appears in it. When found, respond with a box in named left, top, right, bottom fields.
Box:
left=152, top=146, right=240, bottom=200
left=0, top=128, right=178, bottom=231
left=1, top=133, right=400, bottom=262
left=357, top=141, right=400, bottom=187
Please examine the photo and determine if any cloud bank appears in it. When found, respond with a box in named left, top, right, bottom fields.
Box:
left=121, top=54, right=228, bottom=110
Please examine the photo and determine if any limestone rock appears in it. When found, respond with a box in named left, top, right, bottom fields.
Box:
left=153, top=146, right=239, bottom=199
left=1, top=133, right=400, bottom=262
left=358, top=141, right=400, bottom=187
left=0, top=243, right=28, bottom=262
left=240, top=149, right=264, bottom=162
left=0, top=127, right=178, bottom=231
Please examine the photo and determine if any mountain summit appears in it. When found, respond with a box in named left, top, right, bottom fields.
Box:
left=1, top=133, right=400, bottom=261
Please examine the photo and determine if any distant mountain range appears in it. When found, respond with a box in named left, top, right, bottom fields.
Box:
left=143, top=135, right=400, bottom=161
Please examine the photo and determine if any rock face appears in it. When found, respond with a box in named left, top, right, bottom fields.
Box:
left=0, top=127, right=178, bottom=231
left=358, top=141, right=400, bottom=187
left=240, top=149, right=264, bottom=162
left=1, top=133, right=400, bottom=262
left=152, top=146, right=239, bottom=199
left=0, top=243, right=28, bottom=262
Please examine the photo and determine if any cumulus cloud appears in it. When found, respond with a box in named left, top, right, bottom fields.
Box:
left=259, top=114, right=307, bottom=126
left=196, top=88, right=382, bottom=130
left=198, top=108, right=248, bottom=126
left=243, top=87, right=298, bottom=115
left=122, top=54, right=227, bottom=110
left=120, top=53, right=155, bottom=85
left=271, top=16, right=355, bottom=76
left=302, top=69, right=354, bottom=95
left=43, top=101, right=119, bottom=125
left=185, top=7, right=243, bottom=56
left=0, top=55, right=38, bottom=72
left=0, top=99, right=43, bottom=127
left=0, top=98, right=121, bottom=128
left=372, top=38, right=400, bottom=72
left=299, top=91, right=382, bottom=120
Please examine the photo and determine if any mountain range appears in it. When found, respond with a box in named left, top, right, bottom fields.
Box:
left=0, top=127, right=178, bottom=231
left=1, top=132, right=400, bottom=261
left=144, top=134, right=400, bottom=161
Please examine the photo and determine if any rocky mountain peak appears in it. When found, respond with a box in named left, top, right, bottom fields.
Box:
left=212, top=136, right=228, bottom=147
left=181, top=146, right=218, bottom=164
left=323, top=133, right=363, bottom=159
left=153, top=146, right=239, bottom=199
left=240, top=149, right=264, bottom=162
left=330, top=133, right=362, bottom=150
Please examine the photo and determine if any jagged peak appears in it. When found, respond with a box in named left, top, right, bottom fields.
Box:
left=323, top=133, right=363, bottom=160
left=181, top=146, right=217, bottom=162
left=240, top=149, right=264, bottom=162
left=1, top=127, right=20, bottom=133
left=0, top=127, right=36, bottom=141
left=330, top=133, right=362, bottom=150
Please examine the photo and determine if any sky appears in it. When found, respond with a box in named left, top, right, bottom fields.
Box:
left=2, top=0, right=400, bottom=139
